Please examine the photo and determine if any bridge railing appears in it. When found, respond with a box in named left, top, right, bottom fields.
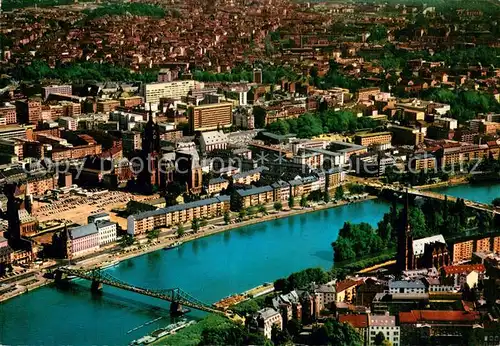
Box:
left=54, top=267, right=223, bottom=314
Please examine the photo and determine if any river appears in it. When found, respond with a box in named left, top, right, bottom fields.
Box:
left=431, top=182, right=499, bottom=205
left=0, top=200, right=389, bottom=345
left=0, top=183, right=498, bottom=345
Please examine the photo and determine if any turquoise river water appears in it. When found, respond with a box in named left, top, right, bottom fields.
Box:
left=0, top=183, right=497, bottom=345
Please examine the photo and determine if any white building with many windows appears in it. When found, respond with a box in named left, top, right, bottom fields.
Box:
left=388, top=280, right=426, bottom=294
left=368, top=313, right=400, bottom=346
left=96, top=221, right=117, bottom=246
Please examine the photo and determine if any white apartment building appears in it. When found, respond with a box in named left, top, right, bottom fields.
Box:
left=388, top=280, right=426, bottom=294
left=96, top=221, right=117, bottom=246
left=142, top=80, right=196, bottom=104
left=368, top=313, right=400, bottom=346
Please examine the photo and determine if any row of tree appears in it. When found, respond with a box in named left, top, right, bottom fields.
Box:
left=266, top=110, right=378, bottom=138
left=333, top=193, right=497, bottom=262
left=421, top=88, right=500, bottom=124
left=83, top=3, right=167, bottom=19
left=10, top=60, right=158, bottom=83
left=192, top=65, right=298, bottom=84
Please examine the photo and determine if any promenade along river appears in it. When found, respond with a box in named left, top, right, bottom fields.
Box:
left=0, top=183, right=497, bottom=345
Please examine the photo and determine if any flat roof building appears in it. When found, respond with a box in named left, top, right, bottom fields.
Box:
left=188, top=102, right=233, bottom=132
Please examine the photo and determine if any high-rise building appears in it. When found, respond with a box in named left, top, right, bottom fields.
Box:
left=142, top=80, right=195, bottom=104
left=0, top=104, right=17, bottom=124
left=15, top=99, right=42, bottom=124
left=188, top=102, right=232, bottom=132
left=41, top=85, right=72, bottom=100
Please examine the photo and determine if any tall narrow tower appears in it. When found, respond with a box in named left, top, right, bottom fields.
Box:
left=397, top=190, right=414, bottom=272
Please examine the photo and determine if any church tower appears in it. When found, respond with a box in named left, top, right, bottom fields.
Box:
left=397, top=190, right=414, bottom=272
left=142, top=110, right=161, bottom=155
left=139, top=109, right=162, bottom=188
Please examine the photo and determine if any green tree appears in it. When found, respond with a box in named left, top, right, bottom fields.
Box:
left=239, top=209, right=248, bottom=219
left=335, top=185, right=345, bottom=200
left=288, top=195, right=295, bottom=208
left=192, top=218, right=200, bottom=233
left=274, top=201, right=283, bottom=211
left=253, top=106, right=267, bottom=128
left=258, top=204, right=268, bottom=215
left=232, top=299, right=261, bottom=316
left=200, top=219, right=208, bottom=228
left=176, top=224, right=185, bottom=238
left=374, top=332, right=386, bottom=345
left=223, top=211, right=231, bottom=225
left=347, top=183, right=365, bottom=195
left=119, top=234, right=135, bottom=247
left=247, top=206, right=257, bottom=216
left=300, top=195, right=308, bottom=208
left=323, top=191, right=331, bottom=203
left=271, top=324, right=292, bottom=345
left=146, top=228, right=160, bottom=242
left=408, top=208, right=427, bottom=238
left=492, top=197, right=500, bottom=208
left=286, top=318, right=303, bottom=337
left=368, top=25, right=388, bottom=42
left=310, top=319, right=362, bottom=346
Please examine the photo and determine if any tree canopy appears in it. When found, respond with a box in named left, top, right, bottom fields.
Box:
left=83, top=3, right=167, bottom=19
left=310, top=318, right=362, bottom=346
left=11, top=60, right=158, bottom=83
left=267, top=110, right=378, bottom=138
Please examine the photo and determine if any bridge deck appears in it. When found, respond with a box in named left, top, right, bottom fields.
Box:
left=55, top=267, right=224, bottom=315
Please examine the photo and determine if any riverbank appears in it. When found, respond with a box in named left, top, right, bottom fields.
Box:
left=80, top=195, right=377, bottom=271
left=0, top=273, right=50, bottom=303
left=0, top=195, right=376, bottom=304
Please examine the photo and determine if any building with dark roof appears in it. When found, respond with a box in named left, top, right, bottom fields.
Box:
left=232, top=186, right=274, bottom=210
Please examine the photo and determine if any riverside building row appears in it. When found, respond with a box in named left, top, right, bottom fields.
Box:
left=127, top=169, right=344, bottom=235
left=127, top=196, right=231, bottom=235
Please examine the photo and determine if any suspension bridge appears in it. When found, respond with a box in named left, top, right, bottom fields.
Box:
left=52, top=267, right=225, bottom=315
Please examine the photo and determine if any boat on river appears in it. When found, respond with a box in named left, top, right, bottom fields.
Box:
left=163, top=241, right=182, bottom=250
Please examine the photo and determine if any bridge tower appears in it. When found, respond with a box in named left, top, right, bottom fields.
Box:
left=169, top=301, right=183, bottom=315
left=54, top=270, right=66, bottom=283
left=91, top=280, right=103, bottom=293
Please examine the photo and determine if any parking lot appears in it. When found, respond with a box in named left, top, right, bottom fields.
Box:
left=33, top=191, right=152, bottom=226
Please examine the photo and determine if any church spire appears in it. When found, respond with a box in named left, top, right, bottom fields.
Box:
left=404, top=188, right=410, bottom=232
left=397, top=188, right=414, bottom=272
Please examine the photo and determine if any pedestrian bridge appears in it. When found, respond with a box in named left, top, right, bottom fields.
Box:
left=52, top=267, right=226, bottom=315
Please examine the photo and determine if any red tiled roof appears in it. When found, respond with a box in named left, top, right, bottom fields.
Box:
left=339, top=314, right=368, bottom=328
left=399, top=310, right=480, bottom=324
left=487, top=141, right=499, bottom=148
left=336, top=279, right=363, bottom=293
left=443, top=264, right=485, bottom=276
